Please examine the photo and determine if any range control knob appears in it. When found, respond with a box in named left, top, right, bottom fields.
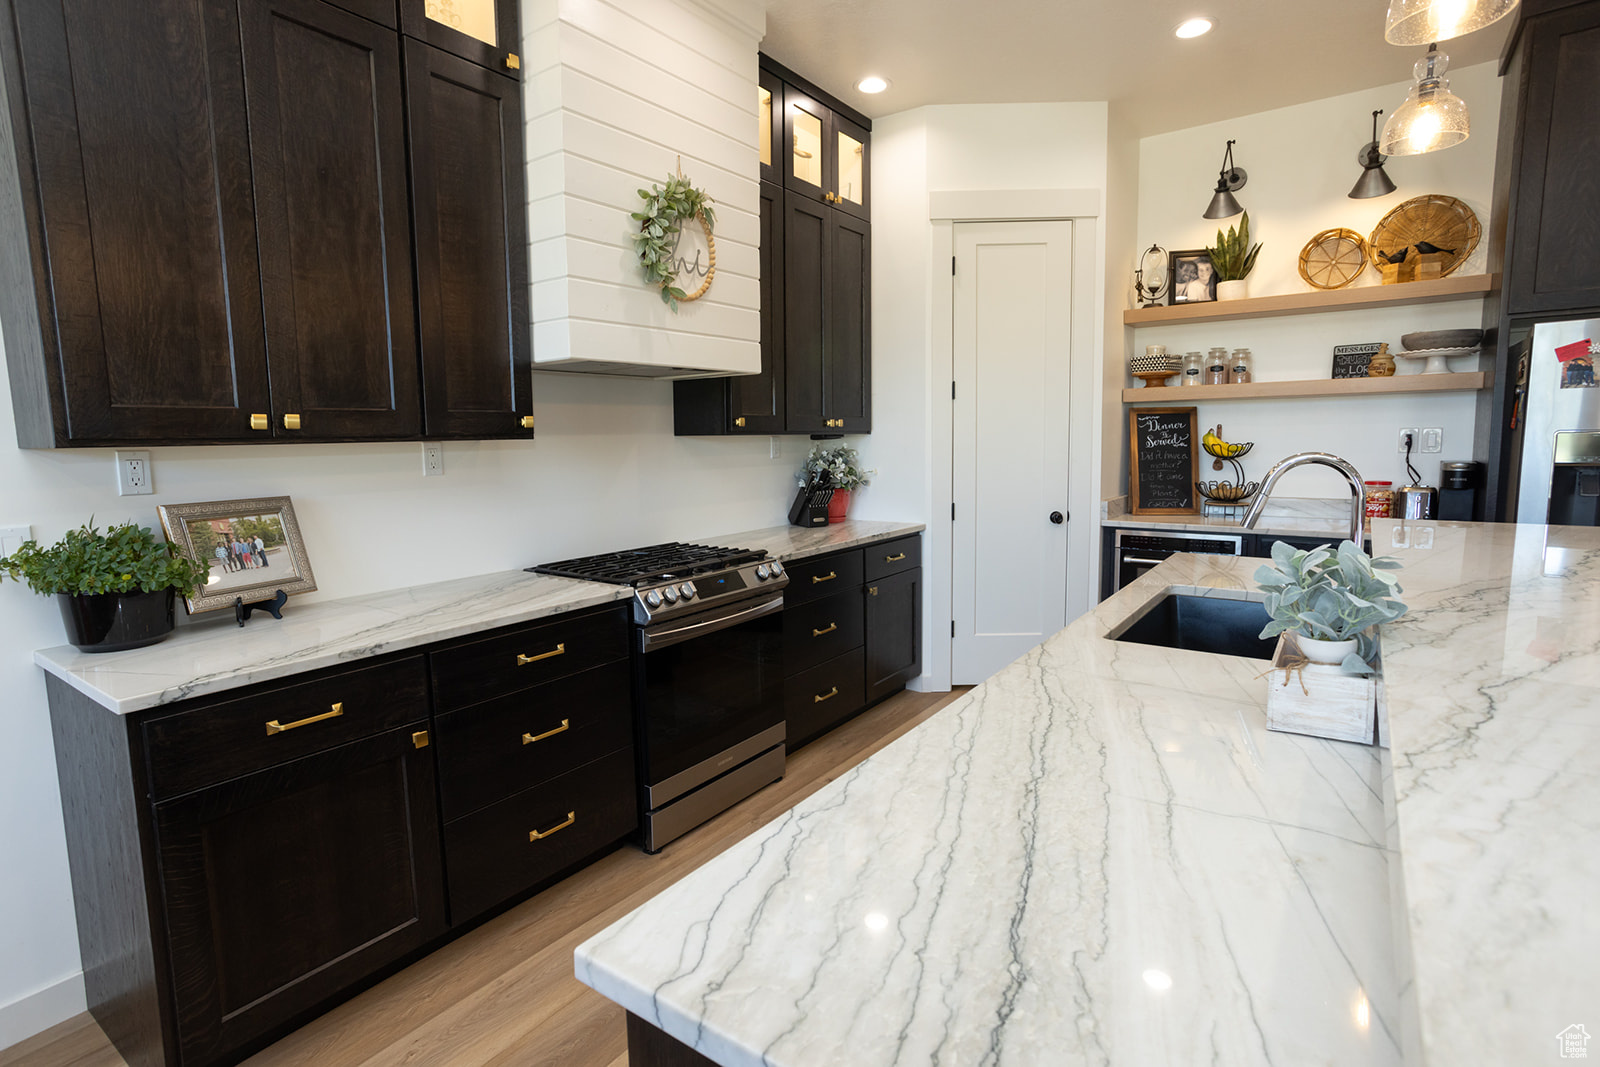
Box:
left=644, top=590, right=662, bottom=609
left=769, top=560, right=785, bottom=577
left=661, top=585, right=679, bottom=604
left=755, top=564, right=771, bottom=580
left=680, top=581, right=697, bottom=600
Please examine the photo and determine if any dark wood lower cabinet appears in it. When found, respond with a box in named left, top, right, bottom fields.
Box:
left=865, top=567, right=921, bottom=703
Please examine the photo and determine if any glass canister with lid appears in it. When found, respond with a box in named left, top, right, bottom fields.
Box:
left=1181, top=351, right=1203, bottom=385
left=1229, top=348, right=1253, bottom=384
left=1205, top=347, right=1229, bottom=385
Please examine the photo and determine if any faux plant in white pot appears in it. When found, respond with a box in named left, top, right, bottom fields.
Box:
left=1255, top=540, right=1407, bottom=674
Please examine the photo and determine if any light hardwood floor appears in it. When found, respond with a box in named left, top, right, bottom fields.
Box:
left=0, top=686, right=968, bottom=1067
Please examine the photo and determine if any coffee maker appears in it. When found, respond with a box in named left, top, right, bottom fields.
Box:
left=1438, top=461, right=1482, bottom=521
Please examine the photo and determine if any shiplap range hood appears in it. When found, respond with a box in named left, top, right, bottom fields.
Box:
left=523, top=0, right=765, bottom=379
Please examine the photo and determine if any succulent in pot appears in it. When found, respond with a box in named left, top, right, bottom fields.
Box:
left=0, top=520, right=210, bottom=652
left=1207, top=210, right=1262, bottom=299
left=1254, top=539, right=1407, bottom=675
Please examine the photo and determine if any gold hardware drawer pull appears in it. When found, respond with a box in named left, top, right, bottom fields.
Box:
left=884, top=552, right=906, bottom=562
left=266, top=702, right=343, bottom=736
left=814, top=686, right=839, bottom=703
left=529, top=811, right=575, bottom=841
left=812, top=622, right=837, bottom=637
left=522, top=719, right=570, bottom=745
left=811, top=571, right=837, bottom=584
left=516, top=643, right=565, bottom=666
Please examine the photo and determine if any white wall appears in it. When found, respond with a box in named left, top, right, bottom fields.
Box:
left=524, top=0, right=763, bottom=375
left=1127, top=63, right=1502, bottom=499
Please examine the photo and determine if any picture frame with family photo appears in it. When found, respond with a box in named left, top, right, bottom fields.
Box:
left=157, top=496, right=316, bottom=615
left=1167, top=249, right=1218, bottom=304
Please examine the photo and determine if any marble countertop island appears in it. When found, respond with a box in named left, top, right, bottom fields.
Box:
left=576, top=520, right=1600, bottom=1066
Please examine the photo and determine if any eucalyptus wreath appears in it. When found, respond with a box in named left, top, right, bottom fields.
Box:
left=631, top=172, right=717, bottom=310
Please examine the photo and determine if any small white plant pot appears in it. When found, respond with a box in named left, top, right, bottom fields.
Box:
left=1295, top=634, right=1358, bottom=665
left=1216, top=279, right=1249, bottom=300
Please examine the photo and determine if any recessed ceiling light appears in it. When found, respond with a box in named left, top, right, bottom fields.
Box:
left=857, top=76, right=889, bottom=94
left=1175, top=17, right=1214, bottom=38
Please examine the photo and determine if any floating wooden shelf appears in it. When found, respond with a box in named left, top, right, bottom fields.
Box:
left=1122, top=371, right=1489, bottom=404
left=1122, top=273, right=1494, bottom=326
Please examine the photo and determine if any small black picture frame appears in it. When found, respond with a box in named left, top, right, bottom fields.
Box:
left=1168, top=249, right=1217, bottom=304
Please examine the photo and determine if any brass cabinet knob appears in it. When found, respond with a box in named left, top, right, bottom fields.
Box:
left=283, top=413, right=301, bottom=430
left=250, top=413, right=268, bottom=431
left=520, top=415, right=536, bottom=429
left=734, top=417, right=746, bottom=428
left=505, top=53, right=520, bottom=70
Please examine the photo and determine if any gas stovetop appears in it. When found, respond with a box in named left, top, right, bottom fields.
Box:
left=528, top=542, right=787, bottom=624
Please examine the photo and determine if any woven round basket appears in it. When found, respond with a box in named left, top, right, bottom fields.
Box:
left=1367, top=195, right=1481, bottom=277
left=1298, top=228, right=1369, bottom=290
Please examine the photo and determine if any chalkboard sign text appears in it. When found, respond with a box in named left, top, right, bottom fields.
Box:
left=1129, top=407, right=1198, bottom=515
left=1332, top=342, right=1384, bottom=379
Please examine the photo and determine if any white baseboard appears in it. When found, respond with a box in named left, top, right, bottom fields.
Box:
left=0, top=971, right=86, bottom=1053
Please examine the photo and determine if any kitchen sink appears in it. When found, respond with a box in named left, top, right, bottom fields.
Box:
left=1113, top=594, right=1276, bottom=660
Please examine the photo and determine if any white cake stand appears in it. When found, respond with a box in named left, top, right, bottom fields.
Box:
left=1397, top=345, right=1479, bottom=374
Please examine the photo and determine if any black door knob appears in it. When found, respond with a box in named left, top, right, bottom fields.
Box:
left=1049, top=511, right=1064, bottom=524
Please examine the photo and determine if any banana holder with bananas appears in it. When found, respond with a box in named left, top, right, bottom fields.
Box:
left=1198, top=425, right=1259, bottom=505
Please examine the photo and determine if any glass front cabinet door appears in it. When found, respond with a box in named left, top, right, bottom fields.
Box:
left=401, top=0, right=520, bottom=77
left=783, top=88, right=869, bottom=221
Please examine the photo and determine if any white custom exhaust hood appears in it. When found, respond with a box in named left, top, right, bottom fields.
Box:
left=522, top=0, right=765, bottom=379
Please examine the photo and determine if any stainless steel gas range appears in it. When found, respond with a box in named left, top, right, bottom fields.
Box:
left=530, top=543, right=788, bottom=852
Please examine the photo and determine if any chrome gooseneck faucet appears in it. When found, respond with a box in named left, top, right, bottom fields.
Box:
left=1242, top=452, right=1368, bottom=544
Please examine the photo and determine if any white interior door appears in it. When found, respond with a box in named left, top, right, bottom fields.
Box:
left=951, top=220, right=1073, bottom=684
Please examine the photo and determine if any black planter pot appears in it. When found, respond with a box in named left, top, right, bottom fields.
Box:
left=57, top=588, right=176, bottom=653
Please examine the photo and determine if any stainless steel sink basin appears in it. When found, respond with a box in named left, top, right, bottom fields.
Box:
left=1113, top=594, right=1275, bottom=660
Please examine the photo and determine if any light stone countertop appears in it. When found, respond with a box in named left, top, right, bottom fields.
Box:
left=575, top=519, right=1600, bottom=1067
left=33, top=519, right=923, bottom=715
left=1103, top=495, right=1365, bottom=539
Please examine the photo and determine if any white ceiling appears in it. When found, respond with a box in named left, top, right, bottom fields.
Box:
left=758, top=0, right=1512, bottom=135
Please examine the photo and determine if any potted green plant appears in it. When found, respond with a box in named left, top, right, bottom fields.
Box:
left=798, top=445, right=875, bottom=523
left=1207, top=210, right=1262, bottom=300
left=1254, top=539, right=1407, bottom=673
left=0, top=520, right=209, bottom=652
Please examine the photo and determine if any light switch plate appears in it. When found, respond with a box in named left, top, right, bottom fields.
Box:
left=0, top=525, right=32, bottom=556
left=1421, top=427, right=1443, bottom=453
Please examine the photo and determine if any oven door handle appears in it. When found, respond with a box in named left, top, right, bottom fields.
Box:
left=1119, top=555, right=1171, bottom=566
left=639, top=595, right=785, bottom=652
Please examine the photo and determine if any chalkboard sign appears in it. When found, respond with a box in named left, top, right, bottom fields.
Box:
left=1129, top=407, right=1198, bottom=515
left=1332, top=342, right=1384, bottom=379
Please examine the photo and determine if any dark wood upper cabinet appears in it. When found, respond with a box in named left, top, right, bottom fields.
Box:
left=782, top=86, right=870, bottom=221
left=399, top=0, right=522, bottom=79
left=405, top=41, right=532, bottom=438
left=319, top=0, right=400, bottom=28
left=240, top=0, right=420, bottom=440
left=0, top=0, right=270, bottom=446
left=1501, top=2, right=1600, bottom=316
left=826, top=210, right=871, bottom=431
left=758, top=67, right=782, bottom=185
left=786, top=196, right=871, bottom=434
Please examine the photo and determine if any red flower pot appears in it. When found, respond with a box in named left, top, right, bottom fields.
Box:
left=827, top=488, right=851, bottom=524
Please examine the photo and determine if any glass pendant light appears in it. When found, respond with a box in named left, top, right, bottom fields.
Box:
left=1202, top=139, right=1247, bottom=220
left=1381, top=45, right=1470, bottom=156
left=1350, top=110, right=1399, bottom=198
left=1385, top=0, right=1518, bottom=45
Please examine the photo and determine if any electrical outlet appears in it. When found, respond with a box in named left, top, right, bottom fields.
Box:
left=1421, top=427, right=1443, bottom=453
left=116, top=450, right=153, bottom=495
left=0, top=525, right=31, bottom=556
left=1397, top=428, right=1419, bottom=453
left=421, top=441, right=443, bottom=477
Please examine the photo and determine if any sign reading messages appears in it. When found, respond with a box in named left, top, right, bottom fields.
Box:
left=1129, top=407, right=1198, bottom=515
left=1332, top=342, right=1384, bottom=379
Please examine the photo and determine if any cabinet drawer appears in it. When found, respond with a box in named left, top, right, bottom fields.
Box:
left=431, top=604, right=628, bottom=714
left=444, top=747, right=637, bottom=923
left=784, top=647, right=866, bottom=749
left=783, top=549, right=863, bottom=606
left=863, top=535, right=920, bottom=581
left=783, top=589, right=864, bottom=674
left=434, top=664, right=631, bottom=821
left=143, top=656, right=428, bottom=799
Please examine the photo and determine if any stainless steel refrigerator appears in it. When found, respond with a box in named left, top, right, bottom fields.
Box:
left=1510, top=318, right=1600, bottom=526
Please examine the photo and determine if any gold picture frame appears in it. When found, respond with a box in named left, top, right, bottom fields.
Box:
left=157, top=496, right=316, bottom=614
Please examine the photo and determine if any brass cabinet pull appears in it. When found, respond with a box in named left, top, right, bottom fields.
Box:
left=266, top=702, right=343, bottom=736
left=505, top=53, right=520, bottom=70
left=811, top=571, right=837, bottom=584
left=516, top=643, right=565, bottom=666
left=812, top=622, right=837, bottom=637
left=868, top=586, right=878, bottom=596
left=884, top=552, right=906, bottom=562
left=734, top=417, right=746, bottom=428
left=522, top=719, right=570, bottom=745
left=813, top=686, right=839, bottom=703
left=520, top=415, right=535, bottom=429
left=250, top=413, right=268, bottom=431
left=412, top=730, right=430, bottom=749
left=283, top=413, right=302, bottom=430
left=529, top=811, right=575, bottom=841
